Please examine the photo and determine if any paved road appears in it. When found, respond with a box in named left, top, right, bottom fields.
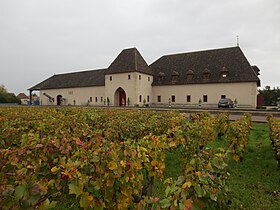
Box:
left=184, top=113, right=279, bottom=123
left=229, top=114, right=267, bottom=123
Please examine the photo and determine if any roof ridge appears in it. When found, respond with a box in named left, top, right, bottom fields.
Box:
left=54, top=68, right=106, bottom=76
left=160, top=46, right=240, bottom=58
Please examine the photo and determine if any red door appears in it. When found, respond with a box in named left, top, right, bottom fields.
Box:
left=119, top=90, right=126, bottom=106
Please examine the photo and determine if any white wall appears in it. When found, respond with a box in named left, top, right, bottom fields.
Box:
left=105, top=72, right=153, bottom=106
left=152, top=82, right=258, bottom=107
left=40, top=86, right=105, bottom=106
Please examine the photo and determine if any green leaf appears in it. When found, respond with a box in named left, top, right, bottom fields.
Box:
left=159, top=198, right=171, bottom=208
left=69, top=181, right=83, bottom=198
left=39, top=198, right=57, bottom=210
left=15, top=185, right=27, bottom=200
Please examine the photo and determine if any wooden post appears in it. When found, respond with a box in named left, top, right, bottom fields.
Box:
left=29, top=90, right=32, bottom=105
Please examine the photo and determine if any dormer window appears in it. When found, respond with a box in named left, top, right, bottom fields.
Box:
left=220, top=66, right=229, bottom=78
left=171, top=71, right=179, bottom=83
left=186, top=69, right=194, bottom=81
left=203, top=68, right=210, bottom=80
left=157, top=72, right=165, bottom=82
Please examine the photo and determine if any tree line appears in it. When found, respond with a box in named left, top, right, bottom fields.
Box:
left=258, top=86, right=280, bottom=106
left=0, top=85, right=21, bottom=104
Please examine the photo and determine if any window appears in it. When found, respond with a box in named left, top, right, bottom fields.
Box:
left=101, top=97, right=103, bottom=102
left=139, top=95, right=142, bottom=102
left=220, top=67, right=229, bottom=78
left=147, top=96, right=150, bottom=102
left=203, top=95, right=208, bottom=103
left=128, top=74, right=131, bottom=80
left=221, top=95, right=226, bottom=99
left=95, top=97, right=98, bottom=102
left=186, top=70, right=194, bottom=81
left=171, top=71, right=179, bottom=83
left=187, top=95, right=191, bottom=102
left=89, top=97, right=93, bottom=102
left=68, top=90, right=73, bottom=95
left=171, top=95, right=175, bottom=102
left=139, top=75, right=141, bottom=80
left=157, top=72, right=165, bottom=83
left=203, top=68, right=210, bottom=80
left=148, top=77, right=150, bottom=81
left=109, top=76, right=112, bottom=81
left=157, top=96, right=161, bottom=102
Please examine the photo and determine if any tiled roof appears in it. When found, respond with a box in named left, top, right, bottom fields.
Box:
left=17, top=93, right=29, bottom=99
left=29, top=46, right=261, bottom=91
left=105, top=48, right=154, bottom=75
left=29, top=69, right=105, bottom=90
left=150, top=47, right=260, bottom=86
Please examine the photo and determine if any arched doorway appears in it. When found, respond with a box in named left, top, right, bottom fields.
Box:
left=114, top=87, right=126, bottom=106
left=57, top=95, right=63, bottom=106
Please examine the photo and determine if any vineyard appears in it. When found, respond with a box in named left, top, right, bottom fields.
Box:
left=0, top=106, right=267, bottom=209
left=267, top=115, right=280, bottom=168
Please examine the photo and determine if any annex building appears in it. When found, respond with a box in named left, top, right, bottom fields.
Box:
left=29, top=46, right=261, bottom=108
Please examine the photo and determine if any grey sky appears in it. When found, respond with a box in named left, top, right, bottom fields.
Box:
left=0, top=0, right=279, bottom=94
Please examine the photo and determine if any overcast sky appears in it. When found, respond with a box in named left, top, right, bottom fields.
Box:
left=0, top=0, right=279, bottom=95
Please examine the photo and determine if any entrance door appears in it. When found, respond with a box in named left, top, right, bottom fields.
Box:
left=114, top=87, right=126, bottom=106
left=119, top=89, right=126, bottom=106
left=57, top=95, right=63, bottom=106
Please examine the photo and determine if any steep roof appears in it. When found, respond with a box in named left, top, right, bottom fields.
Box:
left=150, top=46, right=260, bottom=86
left=29, top=69, right=105, bottom=90
left=17, top=93, right=29, bottom=99
left=105, top=48, right=154, bottom=75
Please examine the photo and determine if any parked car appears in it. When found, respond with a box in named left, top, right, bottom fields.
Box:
left=218, top=98, right=234, bottom=108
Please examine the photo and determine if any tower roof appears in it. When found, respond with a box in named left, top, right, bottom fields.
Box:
left=105, top=48, right=154, bottom=75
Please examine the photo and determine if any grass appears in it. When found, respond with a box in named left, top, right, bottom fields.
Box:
left=226, top=123, right=280, bottom=210
left=156, top=123, right=280, bottom=209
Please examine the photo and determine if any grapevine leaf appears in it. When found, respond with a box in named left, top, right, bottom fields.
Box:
left=159, top=198, right=171, bottom=208
left=107, top=161, right=118, bottom=170
left=15, top=185, right=27, bottom=200
left=182, top=181, right=192, bottom=189
left=39, top=198, right=57, bottom=210
left=69, top=182, right=83, bottom=198
left=80, top=192, right=93, bottom=208
left=50, top=166, right=60, bottom=173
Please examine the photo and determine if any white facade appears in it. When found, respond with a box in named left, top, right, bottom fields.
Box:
left=39, top=78, right=258, bottom=108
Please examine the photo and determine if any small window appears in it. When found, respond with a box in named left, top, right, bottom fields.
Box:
left=203, top=68, right=210, bottom=80
left=220, top=67, right=229, bottom=78
left=89, top=97, right=93, bottom=102
left=148, top=77, right=150, bottom=81
left=139, top=75, right=141, bottom=80
left=157, top=96, right=161, bottom=102
left=221, top=95, right=226, bottom=99
left=95, top=97, right=98, bottom=102
left=147, top=96, right=150, bottom=102
left=171, top=71, right=179, bottom=83
left=101, top=97, right=103, bottom=102
left=109, top=76, right=112, bottom=81
left=203, top=95, right=208, bottom=103
left=187, top=95, right=191, bottom=102
left=139, top=95, right=142, bottom=102
left=68, top=90, right=73, bottom=95
left=128, top=74, right=131, bottom=80
left=171, top=95, right=175, bottom=102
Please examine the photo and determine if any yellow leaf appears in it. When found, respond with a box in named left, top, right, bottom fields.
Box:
left=233, top=155, right=240, bottom=161
left=182, top=181, right=192, bottom=189
left=169, top=141, right=176, bottom=148
left=151, top=160, right=157, bottom=167
left=108, top=161, right=118, bottom=170
left=51, top=166, right=60, bottom=173
left=195, top=171, right=201, bottom=176
left=120, top=160, right=126, bottom=167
